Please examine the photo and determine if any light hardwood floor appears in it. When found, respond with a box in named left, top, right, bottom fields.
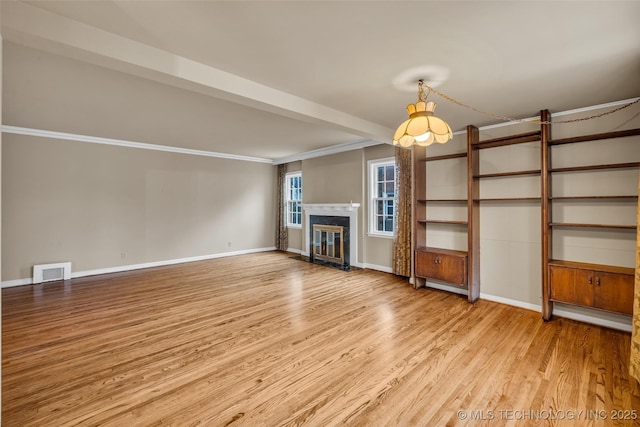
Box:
left=3, top=251, right=639, bottom=426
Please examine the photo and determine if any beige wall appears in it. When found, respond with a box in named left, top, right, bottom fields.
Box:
left=302, top=150, right=363, bottom=205
left=302, top=150, right=364, bottom=263
left=2, top=134, right=275, bottom=281
left=293, top=145, right=396, bottom=268
left=2, top=40, right=276, bottom=283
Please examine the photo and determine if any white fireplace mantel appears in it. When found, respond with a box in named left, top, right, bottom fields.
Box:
left=301, top=203, right=361, bottom=267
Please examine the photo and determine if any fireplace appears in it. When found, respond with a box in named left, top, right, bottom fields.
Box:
left=309, top=215, right=350, bottom=270
left=302, top=203, right=360, bottom=270
left=312, top=224, right=344, bottom=265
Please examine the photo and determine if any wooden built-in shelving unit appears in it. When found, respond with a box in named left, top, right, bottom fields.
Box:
left=412, top=106, right=638, bottom=320
left=412, top=116, right=546, bottom=303
left=412, top=136, right=477, bottom=300
left=541, top=122, right=639, bottom=320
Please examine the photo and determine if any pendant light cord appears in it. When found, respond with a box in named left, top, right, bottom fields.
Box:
left=423, top=84, right=640, bottom=125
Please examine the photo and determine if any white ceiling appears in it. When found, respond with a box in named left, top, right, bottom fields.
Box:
left=2, top=1, right=639, bottom=162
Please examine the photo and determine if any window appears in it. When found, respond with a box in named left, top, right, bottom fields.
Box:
left=285, top=172, right=302, bottom=227
left=368, top=158, right=396, bottom=237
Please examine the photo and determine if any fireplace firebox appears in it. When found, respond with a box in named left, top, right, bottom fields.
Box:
left=309, top=215, right=350, bottom=270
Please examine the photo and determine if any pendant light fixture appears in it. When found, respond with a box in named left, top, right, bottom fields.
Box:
left=393, top=79, right=453, bottom=147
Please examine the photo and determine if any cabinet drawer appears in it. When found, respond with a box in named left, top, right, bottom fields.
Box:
left=416, top=249, right=467, bottom=286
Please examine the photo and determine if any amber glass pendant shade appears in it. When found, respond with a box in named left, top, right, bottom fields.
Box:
left=393, top=82, right=453, bottom=147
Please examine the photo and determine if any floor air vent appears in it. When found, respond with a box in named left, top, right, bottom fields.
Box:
left=33, top=262, right=72, bottom=284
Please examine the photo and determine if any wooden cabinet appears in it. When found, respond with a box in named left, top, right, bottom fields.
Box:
left=415, top=247, right=467, bottom=287
left=549, top=261, right=634, bottom=315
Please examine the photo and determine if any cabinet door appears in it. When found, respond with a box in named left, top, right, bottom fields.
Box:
left=438, top=254, right=466, bottom=286
left=549, top=266, right=593, bottom=307
left=593, top=271, right=634, bottom=315
left=415, top=251, right=440, bottom=280
left=415, top=251, right=466, bottom=286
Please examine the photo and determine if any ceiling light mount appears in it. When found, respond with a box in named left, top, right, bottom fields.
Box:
left=392, top=65, right=450, bottom=92
left=393, top=79, right=453, bottom=148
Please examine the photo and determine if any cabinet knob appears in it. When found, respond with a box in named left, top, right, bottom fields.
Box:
left=588, top=277, right=593, bottom=285
left=596, top=277, right=601, bottom=286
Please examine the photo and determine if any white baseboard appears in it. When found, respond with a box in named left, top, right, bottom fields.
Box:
left=479, top=292, right=540, bottom=312
left=408, top=282, right=632, bottom=333
left=1, top=247, right=276, bottom=288
left=362, top=263, right=393, bottom=274
left=427, top=281, right=469, bottom=296
left=552, top=308, right=632, bottom=333
left=1, top=278, right=33, bottom=288
left=286, top=247, right=303, bottom=255
left=479, top=292, right=632, bottom=332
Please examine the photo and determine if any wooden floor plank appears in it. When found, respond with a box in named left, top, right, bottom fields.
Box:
left=2, top=251, right=639, bottom=426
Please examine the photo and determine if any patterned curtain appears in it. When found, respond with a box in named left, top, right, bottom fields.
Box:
left=630, top=173, right=640, bottom=382
left=276, top=164, right=288, bottom=251
left=392, top=146, right=412, bottom=277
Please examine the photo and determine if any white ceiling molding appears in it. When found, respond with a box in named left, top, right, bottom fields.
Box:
left=457, top=97, right=640, bottom=133
left=1, top=125, right=274, bottom=164
left=1, top=1, right=393, bottom=143
left=6, top=95, right=637, bottom=167
left=549, top=97, right=640, bottom=118
left=2, top=125, right=382, bottom=165
left=273, top=139, right=383, bottom=165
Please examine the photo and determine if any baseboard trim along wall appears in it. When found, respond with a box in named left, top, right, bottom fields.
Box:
left=551, top=308, right=632, bottom=333
left=362, top=263, right=393, bottom=274
left=427, top=281, right=469, bottom=296
left=1, top=247, right=276, bottom=288
left=479, top=293, right=632, bottom=333
left=405, top=281, right=631, bottom=333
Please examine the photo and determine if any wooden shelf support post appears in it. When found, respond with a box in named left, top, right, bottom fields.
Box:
left=467, top=125, right=480, bottom=302
left=540, top=109, right=552, bottom=320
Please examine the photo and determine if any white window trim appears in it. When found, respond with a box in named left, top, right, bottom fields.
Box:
left=368, top=157, right=396, bottom=238
left=285, top=171, right=302, bottom=229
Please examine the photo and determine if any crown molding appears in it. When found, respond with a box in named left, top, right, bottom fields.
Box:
left=1, top=125, right=274, bottom=164
left=550, top=97, right=640, bottom=118
left=273, top=138, right=384, bottom=165
left=470, top=97, right=640, bottom=132
left=2, top=125, right=388, bottom=165
left=4, top=97, right=637, bottom=166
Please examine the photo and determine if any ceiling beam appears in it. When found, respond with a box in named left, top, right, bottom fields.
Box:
left=1, top=1, right=393, bottom=143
